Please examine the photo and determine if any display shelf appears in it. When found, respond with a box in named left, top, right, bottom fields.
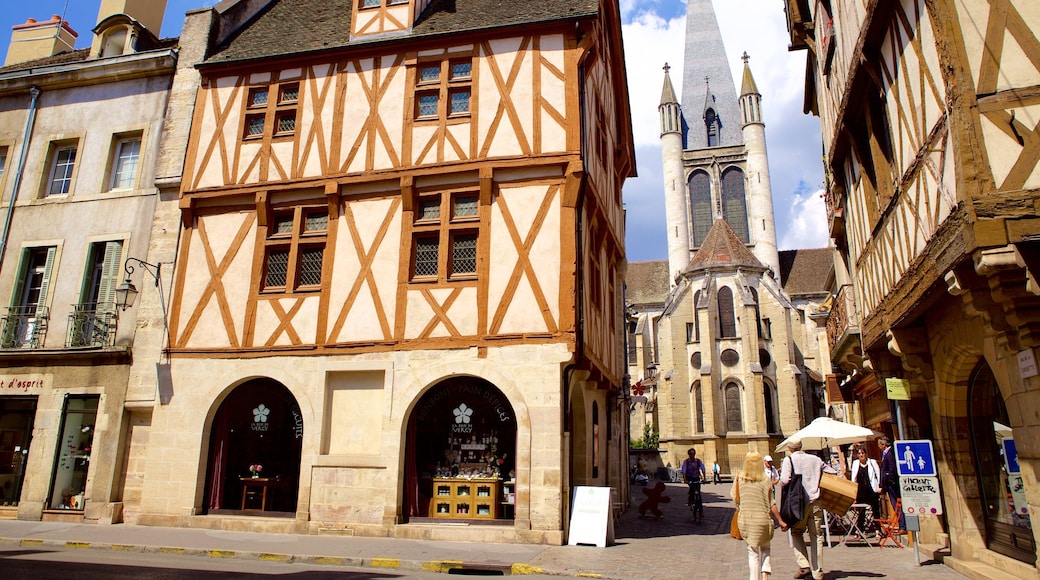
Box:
left=429, top=477, right=499, bottom=519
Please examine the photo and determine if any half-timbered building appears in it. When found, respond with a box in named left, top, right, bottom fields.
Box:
left=786, top=0, right=1040, bottom=573
left=124, top=0, right=633, bottom=544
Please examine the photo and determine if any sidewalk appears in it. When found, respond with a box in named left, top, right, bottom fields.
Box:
left=0, top=482, right=964, bottom=579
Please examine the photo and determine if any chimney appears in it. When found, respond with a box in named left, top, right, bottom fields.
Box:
left=5, top=15, right=79, bottom=67
left=96, top=0, right=167, bottom=36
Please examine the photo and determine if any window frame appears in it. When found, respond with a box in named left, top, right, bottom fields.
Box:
left=412, top=54, right=473, bottom=122
left=409, top=189, right=480, bottom=283
left=107, top=134, right=143, bottom=191
left=260, top=205, right=328, bottom=294
left=45, top=141, right=79, bottom=197
left=242, top=81, right=300, bottom=141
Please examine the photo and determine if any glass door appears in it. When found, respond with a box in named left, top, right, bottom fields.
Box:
left=0, top=397, right=37, bottom=506
left=48, top=396, right=98, bottom=510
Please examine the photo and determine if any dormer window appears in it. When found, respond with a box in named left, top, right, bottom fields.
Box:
left=100, top=28, right=128, bottom=57
left=705, top=108, right=719, bottom=147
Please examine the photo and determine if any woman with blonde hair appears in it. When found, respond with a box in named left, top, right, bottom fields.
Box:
left=732, top=451, right=787, bottom=580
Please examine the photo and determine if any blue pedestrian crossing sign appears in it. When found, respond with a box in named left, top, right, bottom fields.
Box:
left=895, top=440, right=937, bottom=477
left=1002, top=438, right=1020, bottom=474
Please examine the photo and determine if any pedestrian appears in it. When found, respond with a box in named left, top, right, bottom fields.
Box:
left=849, top=445, right=881, bottom=538
left=681, top=448, right=706, bottom=505
left=878, top=437, right=904, bottom=529
left=713, top=460, right=722, bottom=484
left=779, top=437, right=825, bottom=580
left=763, top=455, right=779, bottom=486
left=733, top=451, right=788, bottom=580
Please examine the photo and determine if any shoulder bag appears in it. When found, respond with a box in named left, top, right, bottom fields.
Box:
left=780, top=457, right=809, bottom=526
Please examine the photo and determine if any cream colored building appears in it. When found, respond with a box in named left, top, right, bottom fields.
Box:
left=786, top=0, right=1040, bottom=574
left=118, top=0, right=634, bottom=545
left=0, top=0, right=174, bottom=523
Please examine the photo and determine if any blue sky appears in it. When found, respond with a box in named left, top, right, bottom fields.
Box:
left=0, top=1, right=828, bottom=262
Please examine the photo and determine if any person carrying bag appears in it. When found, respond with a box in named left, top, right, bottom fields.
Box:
left=779, top=438, right=826, bottom=580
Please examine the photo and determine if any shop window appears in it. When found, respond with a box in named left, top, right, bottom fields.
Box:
left=0, top=397, right=36, bottom=507
left=968, top=362, right=1036, bottom=564
left=689, top=171, right=712, bottom=247
left=107, top=134, right=142, bottom=191
left=262, top=206, right=327, bottom=293
left=2, top=246, right=55, bottom=348
left=718, top=286, right=737, bottom=338
left=724, top=382, right=742, bottom=433
left=410, top=190, right=479, bottom=281
left=721, top=167, right=749, bottom=243
left=43, top=141, right=78, bottom=197
left=48, top=395, right=98, bottom=510
left=243, top=82, right=299, bottom=140
left=413, top=56, right=472, bottom=121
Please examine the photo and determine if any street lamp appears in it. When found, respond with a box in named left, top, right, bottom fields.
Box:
left=115, top=258, right=162, bottom=312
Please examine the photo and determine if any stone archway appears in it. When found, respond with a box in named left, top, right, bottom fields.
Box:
left=202, top=378, right=303, bottom=514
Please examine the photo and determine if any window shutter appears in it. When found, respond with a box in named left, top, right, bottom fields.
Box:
left=8, top=249, right=29, bottom=309
left=35, top=247, right=57, bottom=311
left=96, top=241, right=123, bottom=312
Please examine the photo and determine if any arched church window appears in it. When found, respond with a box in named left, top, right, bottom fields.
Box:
left=764, top=380, right=778, bottom=434
left=689, top=171, right=712, bottom=247
left=693, top=290, right=701, bottom=341
left=718, top=286, right=737, bottom=338
left=968, top=361, right=1035, bottom=563
left=692, top=381, right=704, bottom=433
left=750, top=287, right=762, bottom=338
left=724, top=382, right=742, bottom=432
left=721, top=167, right=749, bottom=243
left=705, top=108, right=719, bottom=147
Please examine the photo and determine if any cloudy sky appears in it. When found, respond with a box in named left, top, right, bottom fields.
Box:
left=0, top=1, right=827, bottom=261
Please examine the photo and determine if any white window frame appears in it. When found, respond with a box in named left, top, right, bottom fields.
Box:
left=48, top=145, right=77, bottom=196
left=109, top=136, right=141, bottom=191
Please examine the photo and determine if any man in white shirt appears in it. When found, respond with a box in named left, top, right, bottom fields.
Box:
left=764, top=455, right=780, bottom=485
left=779, top=437, right=825, bottom=580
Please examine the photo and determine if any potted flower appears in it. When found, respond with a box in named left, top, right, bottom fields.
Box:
left=249, top=464, right=263, bottom=478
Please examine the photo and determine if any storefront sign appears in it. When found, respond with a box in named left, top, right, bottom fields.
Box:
left=900, top=475, right=943, bottom=515
left=415, top=381, right=513, bottom=423
left=0, top=374, right=50, bottom=394
left=567, top=486, right=614, bottom=547
left=251, top=404, right=271, bottom=432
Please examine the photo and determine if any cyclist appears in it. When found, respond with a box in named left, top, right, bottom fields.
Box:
left=681, top=448, right=707, bottom=521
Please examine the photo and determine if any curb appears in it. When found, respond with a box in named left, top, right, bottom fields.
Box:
left=1, top=536, right=551, bottom=576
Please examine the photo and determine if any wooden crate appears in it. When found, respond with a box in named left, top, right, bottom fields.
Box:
left=818, top=473, right=857, bottom=514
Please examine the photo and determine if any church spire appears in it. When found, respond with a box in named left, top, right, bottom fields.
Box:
left=739, top=52, right=763, bottom=128
left=681, top=0, right=742, bottom=148
left=659, top=63, right=681, bottom=137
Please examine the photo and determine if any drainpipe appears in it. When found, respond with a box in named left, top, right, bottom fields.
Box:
left=0, top=85, right=42, bottom=275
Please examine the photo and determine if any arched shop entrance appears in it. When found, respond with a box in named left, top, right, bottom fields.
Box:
left=203, top=378, right=303, bottom=515
left=405, top=377, right=517, bottom=521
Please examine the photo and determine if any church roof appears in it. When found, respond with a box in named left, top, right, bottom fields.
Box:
left=684, top=219, right=766, bottom=274
left=740, top=60, right=759, bottom=96
left=778, top=248, right=834, bottom=296
left=680, top=0, right=742, bottom=148
left=660, top=64, right=678, bottom=106
left=625, top=260, right=670, bottom=307
left=204, top=0, right=599, bottom=65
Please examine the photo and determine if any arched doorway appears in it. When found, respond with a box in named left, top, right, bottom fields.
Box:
left=967, top=362, right=1036, bottom=564
left=404, top=377, right=517, bottom=520
left=203, top=378, right=303, bottom=514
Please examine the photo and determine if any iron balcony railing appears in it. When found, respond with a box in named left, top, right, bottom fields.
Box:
left=66, top=303, right=117, bottom=348
left=0, top=306, right=49, bottom=349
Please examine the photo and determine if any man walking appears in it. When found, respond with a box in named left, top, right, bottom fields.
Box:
left=878, top=437, right=903, bottom=529
left=780, top=438, right=825, bottom=580
left=712, top=460, right=721, bottom=484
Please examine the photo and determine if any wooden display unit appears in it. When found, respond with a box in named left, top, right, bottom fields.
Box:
left=429, top=478, right=500, bottom=519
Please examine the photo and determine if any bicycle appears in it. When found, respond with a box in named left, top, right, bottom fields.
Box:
left=687, top=479, right=704, bottom=523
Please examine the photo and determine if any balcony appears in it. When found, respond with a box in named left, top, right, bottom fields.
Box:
left=66, top=304, right=117, bottom=348
left=0, top=306, right=49, bottom=349
left=826, top=284, right=863, bottom=370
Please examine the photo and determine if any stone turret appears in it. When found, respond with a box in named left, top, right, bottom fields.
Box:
left=738, top=54, right=780, bottom=276
left=660, top=63, right=689, bottom=285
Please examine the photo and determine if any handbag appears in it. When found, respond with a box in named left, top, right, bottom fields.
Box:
left=730, top=479, right=743, bottom=540
left=780, top=457, right=809, bottom=527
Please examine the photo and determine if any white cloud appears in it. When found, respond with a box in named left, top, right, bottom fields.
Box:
left=779, top=188, right=830, bottom=250
left=621, top=13, right=686, bottom=148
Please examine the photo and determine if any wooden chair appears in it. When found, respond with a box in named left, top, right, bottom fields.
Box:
left=874, top=498, right=904, bottom=548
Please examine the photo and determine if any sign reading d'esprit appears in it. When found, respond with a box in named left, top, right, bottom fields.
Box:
left=0, top=374, right=50, bottom=394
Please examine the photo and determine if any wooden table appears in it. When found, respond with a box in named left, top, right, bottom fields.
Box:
left=240, top=477, right=276, bottom=510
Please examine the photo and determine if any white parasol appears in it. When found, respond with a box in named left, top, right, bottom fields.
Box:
left=774, top=417, right=880, bottom=453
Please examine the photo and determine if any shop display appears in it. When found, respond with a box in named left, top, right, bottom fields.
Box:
left=428, top=432, right=508, bottom=519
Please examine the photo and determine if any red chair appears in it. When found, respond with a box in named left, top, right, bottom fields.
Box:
left=874, top=498, right=904, bottom=548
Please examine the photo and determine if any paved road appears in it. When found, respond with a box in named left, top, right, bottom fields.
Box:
left=0, top=481, right=964, bottom=579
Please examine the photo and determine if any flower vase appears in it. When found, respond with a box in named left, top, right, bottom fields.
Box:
left=251, top=472, right=259, bottom=478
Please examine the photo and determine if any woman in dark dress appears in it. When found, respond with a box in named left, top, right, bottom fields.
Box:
left=849, top=445, right=881, bottom=537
